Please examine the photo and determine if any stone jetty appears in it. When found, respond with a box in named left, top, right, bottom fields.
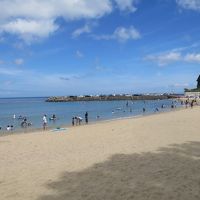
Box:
left=46, top=94, right=176, bottom=102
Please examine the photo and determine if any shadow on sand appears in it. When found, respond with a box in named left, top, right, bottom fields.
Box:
left=38, top=142, right=200, bottom=200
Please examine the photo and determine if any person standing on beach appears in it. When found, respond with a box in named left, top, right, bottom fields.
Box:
left=85, top=112, right=88, bottom=124
left=43, top=114, right=47, bottom=130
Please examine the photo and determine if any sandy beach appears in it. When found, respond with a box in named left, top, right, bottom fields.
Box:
left=1, top=107, right=200, bottom=200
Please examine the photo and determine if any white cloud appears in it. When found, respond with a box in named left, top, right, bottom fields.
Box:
left=115, top=0, right=137, bottom=12
left=0, top=0, right=113, bottom=21
left=95, top=65, right=109, bottom=72
left=0, top=0, right=140, bottom=43
left=0, top=0, right=112, bottom=42
left=72, top=24, right=91, bottom=38
left=171, top=83, right=189, bottom=87
left=93, top=26, right=141, bottom=42
left=145, top=52, right=181, bottom=66
left=176, top=0, right=200, bottom=11
left=13, top=42, right=25, bottom=50
left=14, top=58, right=24, bottom=65
left=145, top=49, right=200, bottom=66
left=185, top=53, right=200, bottom=63
left=76, top=50, right=84, bottom=58
left=72, top=21, right=98, bottom=38
left=114, top=26, right=141, bottom=41
left=0, top=67, right=22, bottom=75
left=0, top=19, right=58, bottom=43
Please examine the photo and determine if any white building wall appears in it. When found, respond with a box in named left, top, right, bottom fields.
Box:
left=185, top=92, right=200, bottom=98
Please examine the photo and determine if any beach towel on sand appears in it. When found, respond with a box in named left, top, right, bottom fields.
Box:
left=51, top=127, right=67, bottom=132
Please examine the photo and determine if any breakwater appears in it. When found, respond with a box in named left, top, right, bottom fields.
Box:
left=46, top=94, right=176, bottom=102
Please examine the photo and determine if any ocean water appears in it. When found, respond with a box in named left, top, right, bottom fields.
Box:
left=0, top=97, right=182, bottom=133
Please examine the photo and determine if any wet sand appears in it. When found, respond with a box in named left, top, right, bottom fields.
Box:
left=1, top=106, right=200, bottom=200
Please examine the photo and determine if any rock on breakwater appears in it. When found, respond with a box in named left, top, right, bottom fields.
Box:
left=46, top=94, right=176, bottom=102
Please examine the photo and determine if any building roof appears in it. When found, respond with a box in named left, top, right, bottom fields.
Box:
left=197, top=75, right=200, bottom=81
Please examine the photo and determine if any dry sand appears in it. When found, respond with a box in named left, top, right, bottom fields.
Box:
left=1, top=107, right=200, bottom=200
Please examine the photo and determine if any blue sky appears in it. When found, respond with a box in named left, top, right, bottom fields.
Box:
left=0, top=0, right=200, bottom=97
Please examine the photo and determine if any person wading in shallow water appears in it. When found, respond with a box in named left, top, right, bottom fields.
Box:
left=42, top=114, right=47, bottom=130
left=72, top=117, right=75, bottom=126
left=85, top=112, right=88, bottom=124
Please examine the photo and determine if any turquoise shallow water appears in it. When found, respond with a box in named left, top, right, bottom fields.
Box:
left=0, top=97, right=181, bottom=133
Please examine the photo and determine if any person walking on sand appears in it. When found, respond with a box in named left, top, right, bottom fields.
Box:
left=43, top=114, right=47, bottom=130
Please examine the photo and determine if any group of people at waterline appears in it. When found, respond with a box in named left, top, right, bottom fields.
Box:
left=71, top=112, right=88, bottom=127
left=0, top=99, right=197, bottom=132
left=42, top=112, right=89, bottom=130
left=42, top=112, right=88, bottom=130
left=0, top=112, right=89, bottom=132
